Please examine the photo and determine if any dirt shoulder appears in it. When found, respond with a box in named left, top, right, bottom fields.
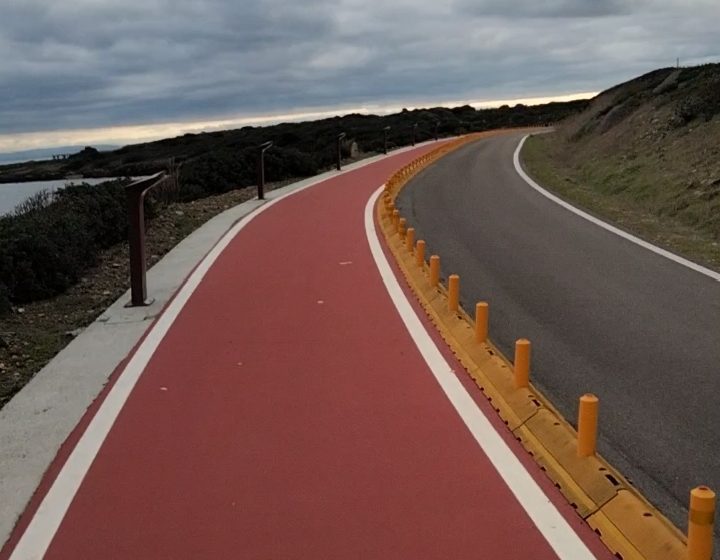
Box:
left=521, top=131, right=720, bottom=272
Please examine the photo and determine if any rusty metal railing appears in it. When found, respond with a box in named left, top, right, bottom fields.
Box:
left=257, top=141, right=273, bottom=200
left=336, top=132, right=346, bottom=171
left=125, top=172, right=167, bottom=307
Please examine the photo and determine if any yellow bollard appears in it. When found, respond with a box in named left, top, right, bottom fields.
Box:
left=577, top=394, right=599, bottom=457
left=398, top=217, right=406, bottom=236
left=688, top=486, right=716, bottom=560
left=475, top=302, right=489, bottom=343
left=430, top=255, right=440, bottom=287
left=514, top=339, right=531, bottom=389
left=392, top=209, right=399, bottom=229
left=415, top=240, right=426, bottom=267
left=448, top=274, right=460, bottom=313
left=406, top=227, right=415, bottom=252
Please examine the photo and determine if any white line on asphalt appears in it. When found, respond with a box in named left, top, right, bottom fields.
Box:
left=364, top=187, right=597, bottom=560
left=8, top=143, right=434, bottom=560
left=514, top=135, right=720, bottom=283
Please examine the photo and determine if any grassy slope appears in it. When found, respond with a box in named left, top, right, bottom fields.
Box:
left=521, top=65, right=720, bottom=271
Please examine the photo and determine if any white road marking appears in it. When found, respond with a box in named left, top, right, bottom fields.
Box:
left=364, top=186, right=597, bottom=560
left=514, top=134, right=720, bottom=283
left=8, top=142, right=431, bottom=560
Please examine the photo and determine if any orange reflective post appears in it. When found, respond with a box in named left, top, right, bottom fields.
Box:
left=448, top=274, right=460, bottom=313
left=514, top=339, right=531, bottom=389
left=688, top=486, right=716, bottom=560
left=577, top=394, right=599, bottom=457
left=406, top=227, right=415, bottom=252
left=430, top=255, right=440, bottom=287
left=475, top=302, right=489, bottom=343
left=398, top=217, right=406, bottom=236
left=415, top=240, right=426, bottom=267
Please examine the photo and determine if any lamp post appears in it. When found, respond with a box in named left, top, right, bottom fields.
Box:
left=337, top=132, right=346, bottom=171
left=257, top=141, right=273, bottom=200
left=125, top=172, right=167, bottom=306
left=383, top=126, right=391, bottom=155
left=411, top=122, right=418, bottom=146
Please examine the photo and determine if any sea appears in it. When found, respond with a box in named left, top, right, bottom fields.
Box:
left=0, top=177, right=128, bottom=216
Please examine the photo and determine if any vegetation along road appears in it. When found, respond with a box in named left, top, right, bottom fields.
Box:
left=396, top=131, right=720, bottom=530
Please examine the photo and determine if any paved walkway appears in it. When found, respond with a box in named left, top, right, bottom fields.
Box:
left=2, top=144, right=612, bottom=559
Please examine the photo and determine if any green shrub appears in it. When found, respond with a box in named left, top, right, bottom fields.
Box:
left=0, top=282, right=10, bottom=316
left=0, top=180, right=131, bottom=305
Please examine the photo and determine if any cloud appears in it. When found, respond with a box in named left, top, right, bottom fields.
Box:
left=452, top=0, right=636, bottom=18
left=0, top=0, right=718, bottom=147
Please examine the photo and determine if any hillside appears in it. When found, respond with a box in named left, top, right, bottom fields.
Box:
left=522, top=63, right=720, bottom=269
left=0, top=101, right=586, bottom=189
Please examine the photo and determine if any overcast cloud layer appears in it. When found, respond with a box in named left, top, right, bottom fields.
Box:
left=0, top=0, right=718, bottom=143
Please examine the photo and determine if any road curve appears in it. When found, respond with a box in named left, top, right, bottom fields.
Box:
left=1, top=142, right=609, bottom=559
left=396, top=132, right=720, bottom=528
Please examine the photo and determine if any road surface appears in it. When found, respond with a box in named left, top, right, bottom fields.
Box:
left=1, top=140, right=609, bottom=559
left=396, top=131, right=720, bottom=529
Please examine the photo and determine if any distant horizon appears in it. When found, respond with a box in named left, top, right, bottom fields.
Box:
left=3, top=0, right=718, bottom=159
left=0, top=91, right=596, bottom=157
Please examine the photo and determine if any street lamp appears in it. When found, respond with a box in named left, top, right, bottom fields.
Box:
left=337, top=132, right=346, bottom=171
left=411, top=122, right=418, bottom=146
left=257, top=141, right=273, bottom=200
left=383, top=126, right=391, bottom=155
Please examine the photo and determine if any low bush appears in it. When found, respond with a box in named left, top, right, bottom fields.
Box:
left=0, top=180, right=134, bottom=311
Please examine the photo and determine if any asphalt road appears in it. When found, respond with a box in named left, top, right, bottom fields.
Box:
left=396, top=131, right=720, bottom=529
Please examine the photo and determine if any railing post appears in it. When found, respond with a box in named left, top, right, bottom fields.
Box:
left=383, top=126, right=391, bottom=154
left=257, top=141, right=273, bottom=200
left=337, top=132, right=346, bottom=171
left=125, top=172, right=166, bottom=307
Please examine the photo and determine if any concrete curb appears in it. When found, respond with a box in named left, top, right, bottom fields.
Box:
left=0, top=144, right=431, bottom=547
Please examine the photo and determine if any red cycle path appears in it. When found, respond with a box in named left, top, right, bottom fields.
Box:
left=3, top=146, right=613, bottom=559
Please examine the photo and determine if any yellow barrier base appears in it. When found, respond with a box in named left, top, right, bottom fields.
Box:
left=380, top=131, right=687, bottom=560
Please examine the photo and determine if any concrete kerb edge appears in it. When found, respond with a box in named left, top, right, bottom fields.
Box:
left=380, top=130, right=688, bottom=560
left=0, top=141, right=439, bottom=548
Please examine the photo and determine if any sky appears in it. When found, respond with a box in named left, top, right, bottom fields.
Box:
left=0, top=0, right=718, bottom=152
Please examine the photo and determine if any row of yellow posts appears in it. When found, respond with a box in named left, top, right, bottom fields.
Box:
left=382, top=156, right=715, bottom=560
